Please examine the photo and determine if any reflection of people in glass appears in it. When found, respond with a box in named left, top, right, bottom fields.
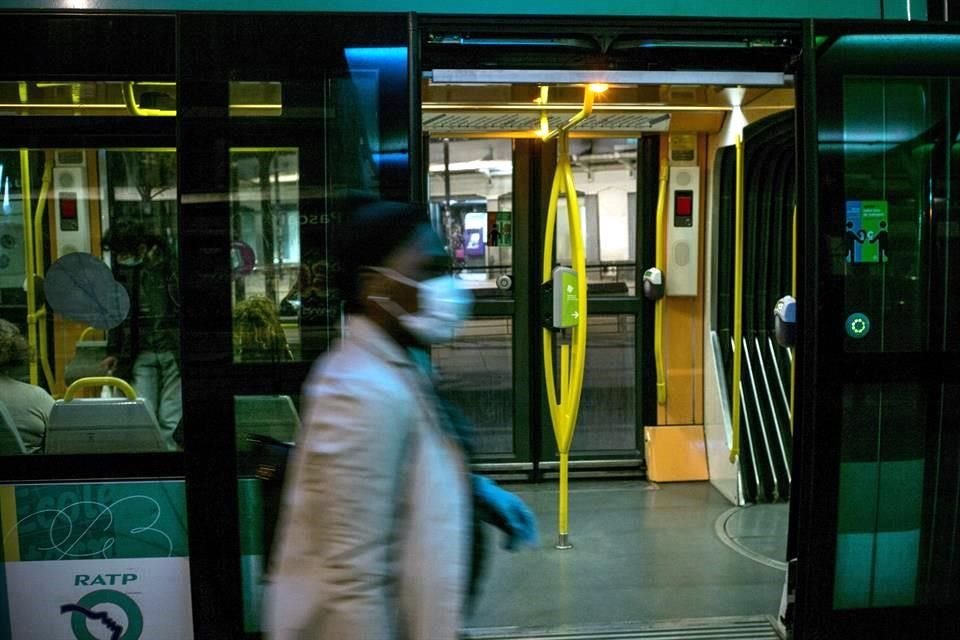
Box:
left=0, top=319, right=53, bottom=453
left=234, top=296, right=293, bottom=362
left=100, top=220, right=181, bottom=451
left=265, top=200, right=536, bottom=640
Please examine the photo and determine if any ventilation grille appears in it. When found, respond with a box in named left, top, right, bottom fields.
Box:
left=464, top=616, right=780, bottom=640
left=423, top=111, right=670, bottom=134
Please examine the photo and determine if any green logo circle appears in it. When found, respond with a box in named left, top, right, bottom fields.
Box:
left=846, top=312, right=871, bottom=339
left=70, top=589, right=143, bottom=640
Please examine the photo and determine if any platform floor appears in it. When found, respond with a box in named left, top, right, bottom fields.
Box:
left=465, top=480, right=789, bottom=631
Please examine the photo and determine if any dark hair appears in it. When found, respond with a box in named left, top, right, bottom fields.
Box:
left=102, top=219, right=162, bottom=255
left=334, top=200, right=429, bottom=312
left=0, top=319, right=29, bottom=373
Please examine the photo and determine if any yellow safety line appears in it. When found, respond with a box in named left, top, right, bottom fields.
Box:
left=19, top=150, right=38, bottom=386
left=654, top=164, right=669, bottom=405
left=730, top=135, right=745, bottom=464
left=64, top=376, right=137, bottom=402
left=0, top=486, right=20, bottom=562
left=33, top=157, right=55, bottom=390
left=789, top=204, right=797, bottom=434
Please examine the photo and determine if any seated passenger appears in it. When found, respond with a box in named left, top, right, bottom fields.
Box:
left=0, top=319, right=54, bottom=453
left=233, top=296, right=293, bottom=362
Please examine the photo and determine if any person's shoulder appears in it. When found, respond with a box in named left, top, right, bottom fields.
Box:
left=306, top=339, right=412, bottom=401
left=0, top=376, right=54, bottom=406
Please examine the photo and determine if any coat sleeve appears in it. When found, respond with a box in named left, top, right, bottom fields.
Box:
left=267, top=365, right=414, bottom=639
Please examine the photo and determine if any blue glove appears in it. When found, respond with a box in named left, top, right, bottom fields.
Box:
left=473, top=475, right=538, bottom=550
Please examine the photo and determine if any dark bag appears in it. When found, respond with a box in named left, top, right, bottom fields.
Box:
left=244, top=434, right=293, bottom=563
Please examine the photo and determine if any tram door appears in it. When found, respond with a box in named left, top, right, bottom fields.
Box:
left=426, top=133, right=655, bottom=475
left=792, top=24, right=960, bottom=637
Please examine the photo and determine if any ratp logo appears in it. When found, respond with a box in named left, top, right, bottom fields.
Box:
left=60, top=589, right=144, bottom=640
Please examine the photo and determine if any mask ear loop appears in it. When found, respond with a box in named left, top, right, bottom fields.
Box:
left=361, top=266, right=421, bottom=318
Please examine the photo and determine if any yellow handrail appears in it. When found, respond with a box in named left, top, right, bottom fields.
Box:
left=123, top=82, right=176, bottom=117
left=730, top=135, right=745, bottom=463
left=77, top=326, right=100, bottom=344
left=33, top=156, right=55, bottom=391
left=540, top=84, right=595, bottom=548
left=20, top=150, right=38, bottom=386
left=653, top=164, right=669, bottom=405
left=64, top=376, right=137, bottom=402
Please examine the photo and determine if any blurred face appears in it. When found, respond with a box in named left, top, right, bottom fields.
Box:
left=381, top=225, right=451, bottom=314
left=115, top=243, right=148, bottom=267
left=361, top=224, right=469, bottom=347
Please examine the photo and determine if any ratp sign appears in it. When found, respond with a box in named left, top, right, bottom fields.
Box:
left=0, top=480, right=194, bottom=640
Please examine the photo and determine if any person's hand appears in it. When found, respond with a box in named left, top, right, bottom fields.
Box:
left=101, top=356, right=118, bottom=375
left=473, top=475, right=538, bottom=550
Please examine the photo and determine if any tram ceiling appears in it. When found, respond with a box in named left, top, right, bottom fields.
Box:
left=422, top=81, right=794, bottom=136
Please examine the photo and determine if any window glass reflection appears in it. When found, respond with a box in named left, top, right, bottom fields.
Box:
left=428, top=139, right=513, bottom=298
left=432, top=317, right=514, bottom=455
left=563, top=138, right=638, bottom=297
left=0, top=81, right=176, bottom=117
left=0, top=148, right=180, bottom=455
left=230, top=148, right=300, bottom=363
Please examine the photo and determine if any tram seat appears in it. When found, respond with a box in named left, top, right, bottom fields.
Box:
left=64, top=339, right=108, bottom=386
left=235, top=395, right=300, bottom=452
left=0, top=400, right=28, bottom=455
left=45, top=397, right=166, bottom=454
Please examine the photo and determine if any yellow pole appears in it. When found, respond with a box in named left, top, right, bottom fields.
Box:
left=540, top=86, right=595, bottom=550
left=730, top=135, right=745, bottom=463
left=653, top=164, right=669, bottom=405
left=19, top=150, right=38, bottom=386
left=33, top=157, right=55, bottom=390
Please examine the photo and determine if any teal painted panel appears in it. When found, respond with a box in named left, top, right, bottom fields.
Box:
left=872, top=530, right=919, bottom=607
left=837, top=461, right=879, bottom=532
left=241, top=553, right=265, bottom=633
left=834, top=532, right=875, bottom=609
left=12, top=481, right=189, bottom=561
left=883, top=0, right=927, bottom=20
left=0, top=0, right=884, bottom=19
left=876, top=459, right=923, bottom=531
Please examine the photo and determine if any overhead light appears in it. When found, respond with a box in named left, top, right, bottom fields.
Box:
left=589, top=83, right=609, bottom=94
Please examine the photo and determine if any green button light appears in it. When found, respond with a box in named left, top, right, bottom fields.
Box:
left=846, top=312, right=870, bottom=339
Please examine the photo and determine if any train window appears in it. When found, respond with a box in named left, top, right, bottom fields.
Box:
left=0, top=147, right=180, bottom=455
left=572, top=314, right=637, bottom=451
left=229, top=82, right=283, bottom=117
left=230, top=148, right=300, bottom=363
left=431, top=317, right=515, bottom=455
left=0, top=82, right=176, bottom=117
left=428, top=138, right=514, bottom=299
left=561, top=138, right=638, bottom=297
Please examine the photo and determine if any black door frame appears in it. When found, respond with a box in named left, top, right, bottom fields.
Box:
left=793, top=18, right=960, bottom=638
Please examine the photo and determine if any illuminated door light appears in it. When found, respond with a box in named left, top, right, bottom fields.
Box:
left=845, top=312, right=871, bottom=339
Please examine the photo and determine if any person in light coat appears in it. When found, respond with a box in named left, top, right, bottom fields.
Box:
left=264, top=200, right=536, bottom=640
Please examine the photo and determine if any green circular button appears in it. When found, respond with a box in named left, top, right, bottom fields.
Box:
left=846, top=312, right=871, bottom=339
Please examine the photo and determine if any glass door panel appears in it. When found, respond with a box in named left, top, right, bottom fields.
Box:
left=796, top=30, right=960, bottom=638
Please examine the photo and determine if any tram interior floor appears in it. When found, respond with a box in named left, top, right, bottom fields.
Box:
left=466, top=480, right=788, bottom=631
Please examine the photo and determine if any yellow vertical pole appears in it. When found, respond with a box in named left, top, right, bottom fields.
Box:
left=730, top=135, right=745, bottom=463
left=653, top=164, right=669, bottom=405
left=540, top=86, right=594, bottom=550
left=19, top=149, right=38, bottom=386
left=33, top=158, right=55, bottom=390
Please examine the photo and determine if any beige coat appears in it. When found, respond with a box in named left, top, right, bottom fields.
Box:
left=264, top=315, right=470, bottom=640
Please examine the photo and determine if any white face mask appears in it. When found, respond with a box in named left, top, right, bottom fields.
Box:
left=371, top=268, right=473, bottom=344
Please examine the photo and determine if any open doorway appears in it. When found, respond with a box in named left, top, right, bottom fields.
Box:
left=419, top=19, right=799, bottom=635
